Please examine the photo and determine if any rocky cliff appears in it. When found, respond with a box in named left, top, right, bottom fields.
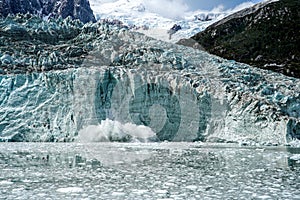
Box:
left=0, top=0, right=96, bottom=23
left=180, top=0, right=300, bottom=78
left=0, top=15, right=299, bottom=144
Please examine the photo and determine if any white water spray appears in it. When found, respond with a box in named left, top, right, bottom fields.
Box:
left=76, top=119, right=157, bottom=142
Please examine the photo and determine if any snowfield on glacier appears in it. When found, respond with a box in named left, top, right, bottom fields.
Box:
left=0, top=14, right=299, bottom=144
left=89, top=0, right=259, bottom=43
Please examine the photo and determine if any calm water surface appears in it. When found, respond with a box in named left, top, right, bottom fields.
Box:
left=0, top=143, right=299, bottom=200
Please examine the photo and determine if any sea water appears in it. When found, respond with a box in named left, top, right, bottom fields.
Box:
left=0, top=142, right=299, bottom=200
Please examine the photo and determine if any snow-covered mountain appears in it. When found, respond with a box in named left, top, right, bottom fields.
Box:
left=89, top=0, right=254, bottom=42
left=0, top=0, right=96, bottom=23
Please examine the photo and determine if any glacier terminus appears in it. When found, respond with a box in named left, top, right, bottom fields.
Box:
left=0, top=15, right=299, bottom=145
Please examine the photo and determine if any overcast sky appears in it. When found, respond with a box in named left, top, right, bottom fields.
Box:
left=93, top=0, right=266, bottom=19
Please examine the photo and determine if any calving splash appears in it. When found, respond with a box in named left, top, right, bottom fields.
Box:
left=76, top=119, right=157, bottom=142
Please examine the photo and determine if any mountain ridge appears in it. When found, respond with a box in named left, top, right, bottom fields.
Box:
left=179, top=0, right=300, bottom=78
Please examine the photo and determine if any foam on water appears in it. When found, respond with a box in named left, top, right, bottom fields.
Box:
left=76, top=119, right=157, bottom=142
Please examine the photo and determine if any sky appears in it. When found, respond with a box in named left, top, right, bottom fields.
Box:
left=184, top=0, right=264, bottom=11
left=143, top=0, right=265, bottom=18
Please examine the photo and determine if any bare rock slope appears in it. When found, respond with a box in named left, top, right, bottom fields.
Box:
left=180, top=0, right=300, bottom=78
left=0, top=0, right=96, bottom=23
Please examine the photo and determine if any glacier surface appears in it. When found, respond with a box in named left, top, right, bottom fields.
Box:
left=0, top=16, right=299, bottom=144
left=89, top=0, right=236, bottom=43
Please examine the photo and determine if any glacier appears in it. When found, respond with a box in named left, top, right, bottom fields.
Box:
left=89, top=0, right=229, bottom=43
left=89, top=0, right=260, bottom=43
left=0, top=15, right=300, bottom=144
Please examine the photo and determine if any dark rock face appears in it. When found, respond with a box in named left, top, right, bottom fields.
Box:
left=182, top=0, right=300, bottom=78
left=0, top=0, right=96, bottom=23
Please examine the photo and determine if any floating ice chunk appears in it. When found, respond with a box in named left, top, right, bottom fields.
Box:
left=257, top=195, right=272, bottom=199
left=185, top=185, right=198, bottom=190
left=157, top=199, right=174, bottom=200
left=0, top=180, right=13, bottom=185
left=111, top=192, right=126, bottom=196
left=56, top=187, right=83, bottom=193
left=154, top=189, right=168, bottom=194
left=290, top=154, right=300, bottom=161
left=131, top=189, right=148, bottom=194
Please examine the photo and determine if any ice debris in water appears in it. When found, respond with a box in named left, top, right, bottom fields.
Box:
left=56, top=187, right=84, bottom=193
left=290, top=154, right=300, bottom=161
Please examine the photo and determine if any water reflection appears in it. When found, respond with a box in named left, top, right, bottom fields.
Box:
left=1, top=143, right=299, bottom=171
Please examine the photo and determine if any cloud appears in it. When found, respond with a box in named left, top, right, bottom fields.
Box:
left=144, top=0, right=189, bottom=19
left=231, top=1, right=255, bottom=12
left=211, top=4, right=226, bottom=13
left=195, top=1, right=256, bottom=14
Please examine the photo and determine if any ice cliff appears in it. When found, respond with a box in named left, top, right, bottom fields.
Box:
left=0, top=15, right=299, bottom=144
